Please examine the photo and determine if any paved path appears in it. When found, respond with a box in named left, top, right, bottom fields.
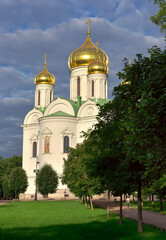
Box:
left=93, top=199, right=166, bottom=231
left=0, top=200, right=12, bottom=206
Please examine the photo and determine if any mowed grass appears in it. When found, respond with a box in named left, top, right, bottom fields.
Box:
left=0, top=201, right=165, bottom=240
left=126, top=201, right=166, bottom=215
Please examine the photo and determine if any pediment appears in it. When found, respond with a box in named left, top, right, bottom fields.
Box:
left=30, top=133, right=38, bottom=141
left=41, top=127, right=52, bottom=136
left=61, top=127, right=74, bottom=137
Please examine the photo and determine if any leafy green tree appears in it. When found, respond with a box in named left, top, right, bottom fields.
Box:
left=150, top=174, right=166, bottom=211
left=9, top=167, right=28, bottom=201
left=0, top=156, right=22, bottom=199
left=36, top=164, right=58, bottom=198
left=150, top=0, right=166, bottom=33
left=2, top=176, right=11, bottom=199
left=80, top=102, right=129, bottom=219
left=62, top=144, right=104, bottom=210
left=115, top=46, right=166, bottom=232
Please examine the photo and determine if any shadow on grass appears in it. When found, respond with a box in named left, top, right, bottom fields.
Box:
left=0, top=220, right=165, bottom=240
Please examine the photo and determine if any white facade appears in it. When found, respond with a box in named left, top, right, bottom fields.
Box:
left=22, top=43, right=109, bottom=199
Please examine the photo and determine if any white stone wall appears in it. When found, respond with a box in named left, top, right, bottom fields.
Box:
left=38, top=116, right=77, bottom=189
left=35, top=84, right=54, bottom=108
left=70, top=66, right=88, bottom=101
left=88, top=73, right=107, bottom=99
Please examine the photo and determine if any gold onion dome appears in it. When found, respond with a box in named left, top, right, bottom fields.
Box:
left=35, top=54, right=55, bottom=86
left=88, top=41, right=108, bottom=75
left=68, top=19, right=109, bottom=71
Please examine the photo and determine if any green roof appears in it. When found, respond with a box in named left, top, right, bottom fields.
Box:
left=44, top=111, right=75, bottom=118
left=58, top=96, right=85, bottom=117
left=36, top=97, right=111, bottom=119
left=90, top=98, right=111, bottom=106
left=35, top=107, right=46, bottom=114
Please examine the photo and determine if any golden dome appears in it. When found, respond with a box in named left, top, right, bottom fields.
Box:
left=88, top=58, right=108, bottom=75
left=88, top=43, right=108, bottom=75
left=68, top=20, right=109, bottom=71
left=35, top=55, right=55, bottom=86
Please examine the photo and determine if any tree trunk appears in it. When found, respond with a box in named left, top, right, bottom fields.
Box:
left=88, top=196, right=90, bottom=208
left=160, top=195, right=163, bottom=211
left=124, top=194, right=126, bottom=202
left=85, top=196, right=87, bottom=206
left=152, top=195, right=154, bottom=208
left=90, top=197, right=94, bottom=211
left=137, top=182, right=143, bottom=233
left=107, top=184, right=110, bottom=219
left=149, top=195, right=151, bottom=201
left=133, top=195, right=135, bottom=203
left=82, top=196, right=84, bottom=204
left=15, top=186, right=17, bottom=202
left=119, top=193, right=123, bottom=224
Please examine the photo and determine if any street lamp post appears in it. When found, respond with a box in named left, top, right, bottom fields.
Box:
left=34, top=157, right=40, bottom=201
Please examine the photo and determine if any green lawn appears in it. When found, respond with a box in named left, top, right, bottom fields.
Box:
left=126, top=201, right=166, bottom=215
left=0, top=201, right=165, bottom=240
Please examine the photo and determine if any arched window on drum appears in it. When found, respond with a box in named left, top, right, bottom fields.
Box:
left=33, top=142, right=37, bottom=158
left=77, top=76, right=80, bottom=96
left=64, top=136, right=69, bottom=153
left=92, top=80, right=94, bottom=97
left=44, top=136, right=50, bottom=154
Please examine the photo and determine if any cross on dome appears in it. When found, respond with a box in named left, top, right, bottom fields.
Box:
left=86, top=18, right=92, bottom=37
left=44, top=53, right=47, bottom=67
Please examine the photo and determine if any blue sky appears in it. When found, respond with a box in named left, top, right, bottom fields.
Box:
left=0, top=0, right=165, bottom=158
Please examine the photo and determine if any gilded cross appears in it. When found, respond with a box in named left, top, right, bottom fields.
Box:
left=44, top=53, right=47, bottom=66
left=86, top=19, right=92, bottom=36
left=129, top=59, right=132, bottom=66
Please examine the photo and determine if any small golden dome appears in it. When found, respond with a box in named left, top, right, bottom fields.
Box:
left=88, top=58, right=108, bottom=75
left=35, top=55, right=55, bottom=86
left=88, top=42, right=109, bottom=75
left=68, top=20, right=109, bottom=71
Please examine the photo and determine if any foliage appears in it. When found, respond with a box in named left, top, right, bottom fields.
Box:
left=116, top=46, right=166, bottom=180
left=150, top=0, right=166, bottom=33
left=2, top=176, right=11, bottom=199
left=9, top=167, right=28, bottom=200
left=113, top=46, right=166, bottom=232
left=62, top=145, right=104, bottom=199
left=0, top=155, right=22, bottom=199
left=36, top=164, right=58, bottom=197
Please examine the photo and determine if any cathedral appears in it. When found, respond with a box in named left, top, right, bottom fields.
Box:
left=22, top=21, right=110, bottom=199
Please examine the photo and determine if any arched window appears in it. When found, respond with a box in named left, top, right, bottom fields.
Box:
left=92, top=80, right=94, bottom=97
left=77, top=76, right=80, bottom=96
left=50, top=91, right=52, bottom=103
left=64, top=136, right=69, bottom=153
left=44, top=136, right=50, bottom=154
left=38, top=90, right=40, bottom=106
left=33, top=142, right=37, bottom=158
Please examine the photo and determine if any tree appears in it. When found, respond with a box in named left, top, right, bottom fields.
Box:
left=2, top=176, right=11, bottom=199
left=36, top=164, right=58, bottom=198
left=62, top=144, right=105, bottom=210
left=115, top=46, right=166, bottom=232
left=150, top=174, right=166, bottom=211
left=150, top=0, right=166, bottom=33
left=9, top=167, right=28, bottom=201
left=0, top=156, right=22, bottom=199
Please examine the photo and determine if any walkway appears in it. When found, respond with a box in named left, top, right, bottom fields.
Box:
left=0, top=200, right=12, bottom=206
left=93, top=199, right=166, bottom=231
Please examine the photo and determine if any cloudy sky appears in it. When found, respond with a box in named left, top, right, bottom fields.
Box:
left=0, top=0, right=165, bottom=158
